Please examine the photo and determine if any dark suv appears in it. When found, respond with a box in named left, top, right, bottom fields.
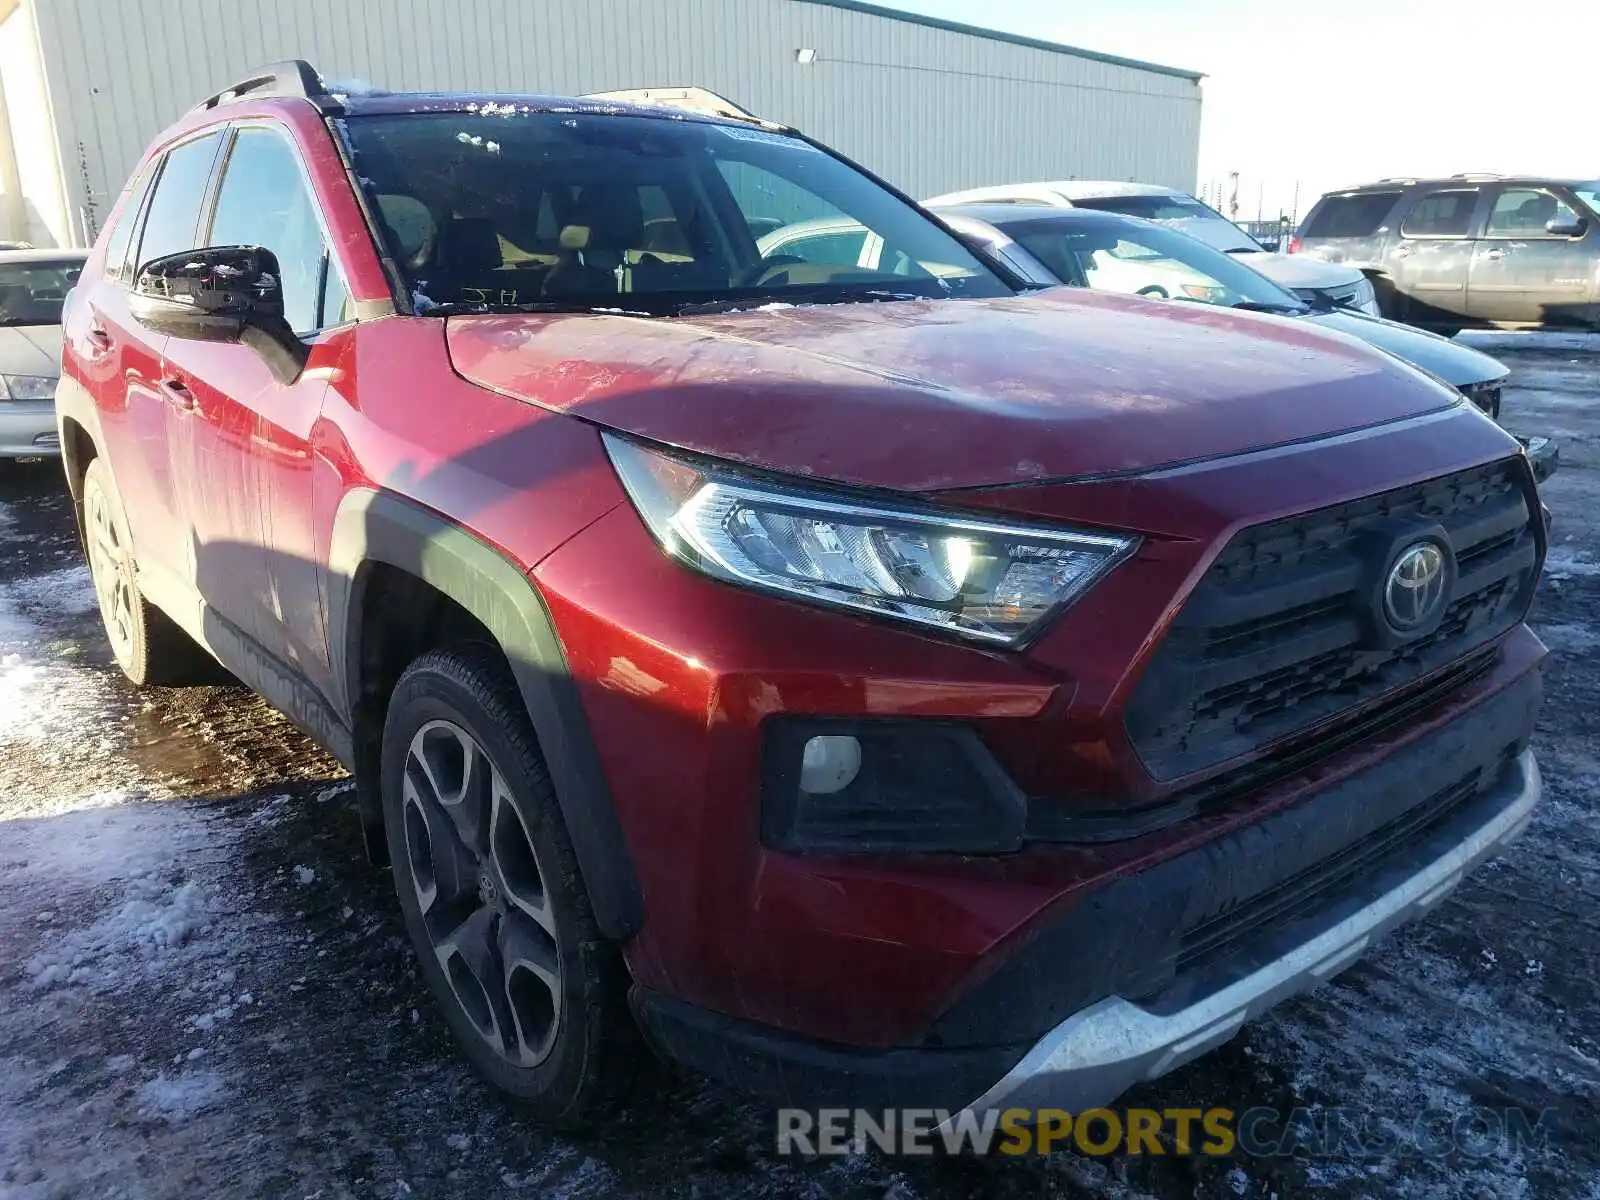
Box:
left=59, top=63, right=1547, bottom=1127
left=1294, top=175, right=1600, bottom=333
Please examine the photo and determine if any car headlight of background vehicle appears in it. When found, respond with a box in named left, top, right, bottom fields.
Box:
left=0, top=374, right=56, bottom=401
left=1349, top=275, right=1379, bottom=315
left=604, top=433, right=1137, bottom=645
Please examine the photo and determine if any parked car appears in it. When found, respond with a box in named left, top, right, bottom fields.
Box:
left=60, top=62, right=1547, bottom=1127
left=0, top=248, right=86, bottom=458
left=1294, top=176, right=1600, bottom=333
left=925, top=181, right=1381, bottom=315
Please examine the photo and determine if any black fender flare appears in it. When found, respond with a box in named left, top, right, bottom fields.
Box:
left=327, top=488, right=644, bottom=942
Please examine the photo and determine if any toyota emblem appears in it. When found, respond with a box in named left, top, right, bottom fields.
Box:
left=1384, top=541, right=1448, bottom=632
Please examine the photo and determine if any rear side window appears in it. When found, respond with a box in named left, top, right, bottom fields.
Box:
left=1301, top=191, right=1401, bottom=239
left=100, top=166, right=157, bottom=283
left=1400, top=189, right=1478, bottom=238
left=134, top=132, right=224, bottom=270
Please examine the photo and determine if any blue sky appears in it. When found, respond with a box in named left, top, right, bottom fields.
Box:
left=875, top=0, right=1599, bottom=218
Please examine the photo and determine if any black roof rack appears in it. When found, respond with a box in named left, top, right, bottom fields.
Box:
left=191, top=60, right=335, bottom=112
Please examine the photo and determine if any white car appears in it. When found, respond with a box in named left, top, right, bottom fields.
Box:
left=924, top=181, right=1380, bottom=316
left=0, top=249, right=85, bottom=458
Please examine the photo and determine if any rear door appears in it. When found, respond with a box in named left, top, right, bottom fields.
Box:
left=79, top=131, right=224, bottom=606
left=1386, top=186, right=1484, bottom=323
left=1468, top=185, right=1597, bottom=324
left=161, top=122, right=349, bottom=703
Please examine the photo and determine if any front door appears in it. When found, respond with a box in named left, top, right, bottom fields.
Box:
left=1387, top=186, right=1482, bottom=325
left=1468, top=186, right=1597, bottom=324
left=163, top=123, right=352, bottom=707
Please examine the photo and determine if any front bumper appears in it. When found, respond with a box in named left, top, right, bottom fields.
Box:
left=951, top=747, right=1539, bottom=1120
left=630, top=655, right=1543, bottom=1111
left=0, top=400, right=60, bottom=457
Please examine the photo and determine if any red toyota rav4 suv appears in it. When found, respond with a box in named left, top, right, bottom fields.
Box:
left=59, top=63, right=1546, bottom=1127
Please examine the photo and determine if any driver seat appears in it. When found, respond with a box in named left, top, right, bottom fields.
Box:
left=544, top=185, right=650, bottom=297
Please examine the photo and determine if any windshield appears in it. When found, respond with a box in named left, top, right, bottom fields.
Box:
left=0, top=259, right=81, bottom=326
left=1575, top=183, right=1600, bottom=217
left=339, top=112, right=1011, bottom=315
left=1068, top=194, right=1261, bottom=253
left=1000, top=217, right=1306, bottom=312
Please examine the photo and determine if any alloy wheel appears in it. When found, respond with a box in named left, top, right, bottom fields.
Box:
left=86, top=483, right=135, bottom=660
left=401, top=719, right=564, bottom=1067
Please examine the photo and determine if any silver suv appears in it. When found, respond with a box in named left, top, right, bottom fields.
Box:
left=1295, top=176, right=1600, bottom=333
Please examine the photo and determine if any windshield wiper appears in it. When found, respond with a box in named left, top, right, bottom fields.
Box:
left=416, top=299, right=657, bottom=318
left=669, top=286, right=936, bottom=317
left=1230, top=300, right=1306, bottom=314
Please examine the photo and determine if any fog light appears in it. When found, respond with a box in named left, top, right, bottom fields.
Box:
left=800, top=735, right=861, bottom=795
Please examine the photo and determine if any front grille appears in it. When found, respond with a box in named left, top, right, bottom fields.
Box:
left=1125, top=458, right=1540, bottom=781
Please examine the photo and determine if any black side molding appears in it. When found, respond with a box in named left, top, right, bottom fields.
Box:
left=326, top=489, right=645, bottom=941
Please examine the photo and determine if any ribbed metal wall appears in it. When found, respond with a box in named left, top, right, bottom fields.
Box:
left=26, top=0, right=1201, bottom=244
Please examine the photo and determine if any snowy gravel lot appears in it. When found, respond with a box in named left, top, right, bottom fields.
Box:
left=1, top=332, right=1597, bottom=1199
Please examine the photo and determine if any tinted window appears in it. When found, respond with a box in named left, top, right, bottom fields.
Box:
left=208, top=127, right=337, bottom=333
left=1400, top=189, right=1478, bottom=237
left=761, top=228, right=869, bottom=267
left=1301, top=191, right=1402, bottom=239
left=1004, top=217, right=1303, bottom=310
left=1069, top=194, right=1211, bottom=221
left=1484, top=188, right=1580, bottom=238
left=339, top=112, right=1008, bottom=314
left=0, top=258, right=83, bottom=326
left=135, top=132, right=223, bottom=269
left=101, top=166, right=157, bottom=283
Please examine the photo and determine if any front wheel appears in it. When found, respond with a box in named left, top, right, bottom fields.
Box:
left=381, top=644, right=638, bottom=1127
left=82, top=457, right=211, bottom=686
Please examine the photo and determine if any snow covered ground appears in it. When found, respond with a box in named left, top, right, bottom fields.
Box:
left=1, top=334, right=1598, bottom=1198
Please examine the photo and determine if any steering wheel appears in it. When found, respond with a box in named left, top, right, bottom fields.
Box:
left=734, top=254, right=808, bottom=287
left=1136, top=284, right=1170, bottom=299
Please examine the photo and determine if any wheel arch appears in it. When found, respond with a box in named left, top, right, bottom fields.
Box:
left=328, top=488, right=645, bottom=942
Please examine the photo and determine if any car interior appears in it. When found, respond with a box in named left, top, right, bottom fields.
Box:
left=0, top=262, right=81, bottom=324
left=346, top=115, right=987, bottom=310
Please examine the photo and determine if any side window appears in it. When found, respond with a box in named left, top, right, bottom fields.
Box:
left=207, top=126, right=343, bottom=333
left=1484, top=188, right=1579, bottom=239
left=1400, top=189, right=1479, bottom=238
left=767, top=229, right=869, bottom=266
left=134, top=131, right=224, bottom=269
left=101, top=165, right=157, bottom=284
left=319, top=261, right=352, bottom=327
left=1301, top=191, right=1403, bottom=239
left=718, top=160, right=844, bottom=239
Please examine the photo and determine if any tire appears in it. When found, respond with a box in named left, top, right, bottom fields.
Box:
left=82, top=457, right=212, bottom=687
left=381, top=644, right=638, bottom=1127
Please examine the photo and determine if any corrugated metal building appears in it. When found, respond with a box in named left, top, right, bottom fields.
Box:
left=0, top=0, right=1202, bottom=248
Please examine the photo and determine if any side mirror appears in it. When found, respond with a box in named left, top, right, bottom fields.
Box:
left=130, top=246, right=307, bottom=382
left=1545, top=215, right=1588, bottom=238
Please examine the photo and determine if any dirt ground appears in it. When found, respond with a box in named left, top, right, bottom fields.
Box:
left=1, top=331, right=1596, bottom=1200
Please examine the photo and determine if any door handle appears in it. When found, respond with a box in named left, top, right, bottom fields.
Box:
left=1484, top=249, right=1505, bottom=261
left=159, top=378, right=197, bottom=411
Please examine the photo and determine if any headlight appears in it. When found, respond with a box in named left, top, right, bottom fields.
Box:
left=0, top=374, right=56, bottom=401
left=1350, top=277, right=1379, bottom=315
left=604, top=433, right=1137, bottom=646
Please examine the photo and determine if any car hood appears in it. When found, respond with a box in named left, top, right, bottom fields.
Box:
left=1301, top=310, right=1508, bottom=388
left=1227, top=250, right=1365, bottom=289
left=0, top=323, right=62, bottom=377
left=446, top=288, right=1460, bottom=492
